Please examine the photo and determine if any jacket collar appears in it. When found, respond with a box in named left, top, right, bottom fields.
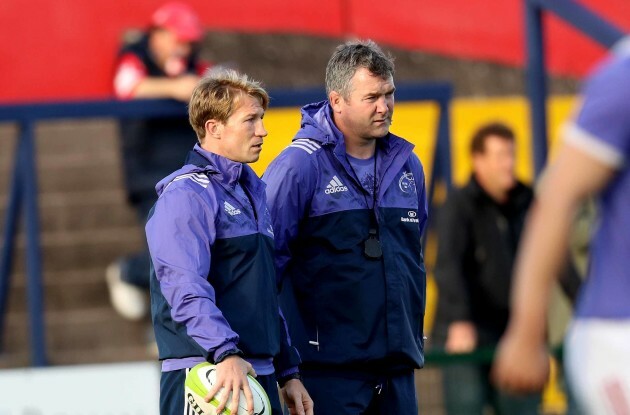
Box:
left=294, top=100, right=416, bottom=198
left=187, top=144, right=243, bottom=185
left=299, top=100, right=414, bottom=155
left=186, top=144, right=265, bottom=195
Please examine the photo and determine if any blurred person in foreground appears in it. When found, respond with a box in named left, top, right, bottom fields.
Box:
left=432, top=123, right=539, bottom=415
left=146, top=69, right=312, bottom=415
left=107, top=2, right=212, bottom=321
left=263, top=40, right=428, bottom=414
left=493, top=40, right=630, bottom=414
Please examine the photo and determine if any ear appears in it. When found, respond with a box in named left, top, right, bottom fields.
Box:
left=329, top=91, right=343, bottom=114
left=204, top=119, right=223, bottom=140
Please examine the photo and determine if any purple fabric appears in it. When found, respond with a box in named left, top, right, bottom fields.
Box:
left=347, top=154, right=376, bottom=196
left=264, top=101, right=428, bottom=283
left=147, top=145, right=280, bottom=369
left=263, top=100, right=428, bottom=369
left=570, top=50, right=630, bottom=319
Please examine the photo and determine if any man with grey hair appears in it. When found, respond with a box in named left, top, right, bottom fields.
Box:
left=147, top=69, right=312, bottom=415
left=264, top=40, right=428, bottom=413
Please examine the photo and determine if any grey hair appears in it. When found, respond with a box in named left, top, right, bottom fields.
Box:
left=325, top=39, right=395, bottom=98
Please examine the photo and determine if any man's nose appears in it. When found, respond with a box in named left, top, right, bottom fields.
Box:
left=376, top=96, right=390, bottom=114
left=257, top=120, right=268, bottom=137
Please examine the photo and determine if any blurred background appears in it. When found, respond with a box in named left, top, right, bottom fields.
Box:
left=0, top=0, right=628, bottom=413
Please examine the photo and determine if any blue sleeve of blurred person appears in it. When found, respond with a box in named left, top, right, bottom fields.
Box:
left=567, top=51, right=630, bottom=164
left=146, top=186, right=240, bottom=360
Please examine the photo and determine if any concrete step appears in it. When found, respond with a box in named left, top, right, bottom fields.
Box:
left=0, top=120, right=162, bottom=371
left=0, top=344, right=154, bottom=369
left=0, top=121, right=122, bottom=195
left=34, top=120, right=119, bottom=156
left=0, top=156, right=122, bottom=195
left=0, top=190, right=139, bottom=234
left=0, top=351, right=30, bottom=368
left=36, top=150, right=119, bottom=169
left=11, top=266, right=105, bottom=286
left=36, top=161, right=123, bottom=194
left=3, top=307, right=151, bottom=357
left=6, top=268, right=117, bottom=313
left=38, top=194, right=138, bottom=234
left=52, top=344, right=154, bottom=366
left=10, top=226, right=145, bottom=273
left=0, top=126, right=19, bottom=198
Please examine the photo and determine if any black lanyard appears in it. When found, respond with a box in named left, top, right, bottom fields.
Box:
left=347, top=149, right=382, bottom=260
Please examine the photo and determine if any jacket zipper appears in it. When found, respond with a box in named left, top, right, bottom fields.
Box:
left=308, top=326, right=320, bottom=351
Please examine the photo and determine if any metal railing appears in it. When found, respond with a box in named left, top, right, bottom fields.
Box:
left=0, top=83, right=452, bottom=366
left=525, top=0, right=625, bottom=177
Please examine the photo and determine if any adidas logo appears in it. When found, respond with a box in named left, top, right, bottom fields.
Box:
left=325, top=176, right=349, bottom=194
left=224, top=201, right=241, bottom=216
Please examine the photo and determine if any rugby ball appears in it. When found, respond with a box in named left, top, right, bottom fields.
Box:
left=185, top=362, right=271, bottom=415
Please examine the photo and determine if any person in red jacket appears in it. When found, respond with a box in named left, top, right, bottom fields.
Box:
left=107, top=2, right=212, bottom=321
left=113, top=2, right=210, bottom=101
